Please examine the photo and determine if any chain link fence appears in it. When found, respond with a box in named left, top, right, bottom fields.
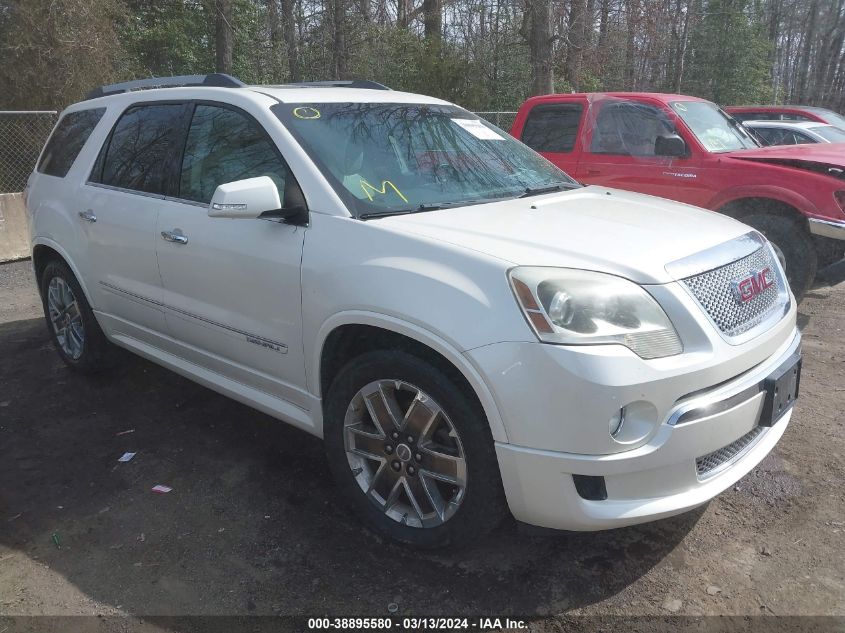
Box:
left=473, top=111, right=518, bottom=132
left=0, top=112, right=58, bottom=193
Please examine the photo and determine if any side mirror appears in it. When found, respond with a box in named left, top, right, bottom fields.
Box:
left=209, top=176, right=282, bottom=219
left=655, top=134, right=687, bottom=157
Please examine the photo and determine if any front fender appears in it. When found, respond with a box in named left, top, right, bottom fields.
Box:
left=312, top=310, right=510, bottom=444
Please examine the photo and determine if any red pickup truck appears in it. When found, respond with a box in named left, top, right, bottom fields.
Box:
left=512, top=92, right=845, bottom=299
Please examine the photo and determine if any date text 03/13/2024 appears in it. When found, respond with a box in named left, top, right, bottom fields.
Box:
left=306, top=617, right=528, bottom=630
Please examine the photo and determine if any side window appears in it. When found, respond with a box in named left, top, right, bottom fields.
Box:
left=520, top=103, right=584, bottom=153
left=729, top=112, right=753, bottom=122
left=97, top=104, right=185, bottom=195
left=179, top=105, right=288, bottom=204
left=792, top=131, right=815, bottom=144
left=37, top=108, right=105, bottom=178
left=590, top=102, right=675, bottom=156
left=782, top=113, right=812, bottom=122
left=754, top=128, right=783, bottom=145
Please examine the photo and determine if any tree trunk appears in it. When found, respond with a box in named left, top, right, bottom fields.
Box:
left=796, top=0, right=817, bottom=102
left=215, top=0, right=234, bottom=74
left=397, top=0, right=412, bottom=28
left=282, top=0, right=300, bottom=81
left=331, top=0, right=348, bottom=79
left=267, top=0, right=283, bottom=81
left=598, top=0, right=609, bottom=49
left=423, top=0, right=443, bottom=52
left=672, top=0, right=692, bottom=92
left=522, top=0, right=554, bottom=95
left=625, top=0, right=638, bottom=89
left=565, top=0, right=588, bottom=90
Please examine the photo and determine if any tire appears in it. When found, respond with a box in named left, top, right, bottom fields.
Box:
left=40, top=259, right=114, bottom=373
left=740, top=213, right=817, bottom=302
left=323, top=350, right=508, bottom=548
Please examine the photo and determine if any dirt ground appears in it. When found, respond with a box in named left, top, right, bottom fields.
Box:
left=0, top=258, right=843, bottom=632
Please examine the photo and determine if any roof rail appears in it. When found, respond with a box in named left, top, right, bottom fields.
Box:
left=274, top=80, right=391, bottom=91
left=86, top=73, right=245, bottom=100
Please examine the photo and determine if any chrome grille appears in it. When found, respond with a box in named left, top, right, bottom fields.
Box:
left=696, top=427, right=765, bottom=479
left=682, top=246, right=782, bottom=337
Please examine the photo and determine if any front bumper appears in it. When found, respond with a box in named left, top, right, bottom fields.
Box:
left=467, top=294, right=799, bottom=530
left=809, top=217, right=845, bottom=241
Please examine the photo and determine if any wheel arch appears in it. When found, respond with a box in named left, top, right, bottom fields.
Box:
left=711, top=187, right=817, bottom=227
left=31, top=238, right=94, bottom=305
left=313, top=312, right=509, bottom=443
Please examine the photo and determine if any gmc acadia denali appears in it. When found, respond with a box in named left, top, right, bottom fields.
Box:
left=26, top=75, right=801, bottom=547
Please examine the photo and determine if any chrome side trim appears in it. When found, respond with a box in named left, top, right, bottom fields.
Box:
left=99, top=281, right=288, bottom=353
left=100, top=281, right=165, bottom=307
left=85, top=182, right=166, bottom=200
left=665, top=231, right=765, bottom=280
left=808, top=217, right=845, bottom=241
left=666, top=331, right=800, bottom=427
left=164, top=196, right=208, bottom=209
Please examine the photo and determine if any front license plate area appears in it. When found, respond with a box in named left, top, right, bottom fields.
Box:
left=759, top=352, right=801, bottom=427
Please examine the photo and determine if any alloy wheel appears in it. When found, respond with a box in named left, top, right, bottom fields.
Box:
left=47, top=277, right=85, bottom=360
left=343, top=379, right=467, bottom=528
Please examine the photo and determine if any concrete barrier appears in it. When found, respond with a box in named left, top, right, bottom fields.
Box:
left=0, top=193, right=29, bottom=263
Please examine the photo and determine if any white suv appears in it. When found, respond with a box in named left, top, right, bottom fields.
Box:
left=26, top=74, right=801, bottom=547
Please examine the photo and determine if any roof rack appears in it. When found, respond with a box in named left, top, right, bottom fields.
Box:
left=86, top=73, right=245, bottom=100
left=271, top=80, right=391, bottom=91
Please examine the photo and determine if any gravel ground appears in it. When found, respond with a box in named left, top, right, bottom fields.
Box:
left=0, top=259, right=843, bottom=632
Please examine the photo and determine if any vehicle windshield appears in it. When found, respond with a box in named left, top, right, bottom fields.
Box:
left=670, top=101, right=759, bottom=152
left=811, top=125, right=845, bottom=143
left=273, top=102, right=578, bottom=217
left=815, top=109, right=845, bottom=130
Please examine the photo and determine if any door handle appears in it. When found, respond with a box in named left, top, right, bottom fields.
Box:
left=161, top=229, right=188, bottom=245
left=585, top=169, right=602, bottom=176
left=78, top=210, right=97, bottom=223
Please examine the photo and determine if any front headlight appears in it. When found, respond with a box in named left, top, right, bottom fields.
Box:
left=509, top=267, right=683, bottom=359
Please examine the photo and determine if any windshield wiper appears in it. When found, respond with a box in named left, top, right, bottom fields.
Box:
left=358, top=209, right=416, bottom=220
left=360, top=200, right=486, bottom=219
left=519, top=183, right=579, bottom=198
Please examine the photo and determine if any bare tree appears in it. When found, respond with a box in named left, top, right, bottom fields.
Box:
left=282, top=0, right=301, bottom=80
left=214, top=0, right=234, bottom=74
left=423, top=0, right=443, bottom=50
left=565, top=0, right=589, bottom=90
left=331, top=0, right=349, bottom=78
left=522, top=0, right=554, bottom=95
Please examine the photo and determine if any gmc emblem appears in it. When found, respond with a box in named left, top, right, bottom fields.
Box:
left=730, top=267, right=775, bottom=304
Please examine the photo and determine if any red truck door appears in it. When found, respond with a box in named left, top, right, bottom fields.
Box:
left=574, top=95, right=706, bottom=206
left=514, top=97, right=587, bottom=179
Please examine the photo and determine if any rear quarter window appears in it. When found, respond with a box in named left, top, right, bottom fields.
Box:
left=37, top=108, right=105, bottom=178
left=521, top=103, right=584, bottom=153
left=93, top=103, right=187, bottom=195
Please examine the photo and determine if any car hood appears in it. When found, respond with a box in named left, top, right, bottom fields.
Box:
left=376, top=186, right=752, bottom=284
left=725, top=144, right=845, bottom=179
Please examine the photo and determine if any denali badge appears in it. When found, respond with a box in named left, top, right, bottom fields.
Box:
left=730, top=267, right=775, bottom=304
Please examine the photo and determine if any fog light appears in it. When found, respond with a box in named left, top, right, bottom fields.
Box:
left=608, top=401, right=659, bottom=446
left=610, top=407, right=626, bottom=438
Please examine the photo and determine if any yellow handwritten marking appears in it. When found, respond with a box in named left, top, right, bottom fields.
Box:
left=293, top=107, right=321, bottom=120
left=360, top=179, right=409, bottom=203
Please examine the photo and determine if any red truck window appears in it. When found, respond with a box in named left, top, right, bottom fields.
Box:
left=590, top=102, right=675, bottom=156
left=521, top=103, right=583, bottom=153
